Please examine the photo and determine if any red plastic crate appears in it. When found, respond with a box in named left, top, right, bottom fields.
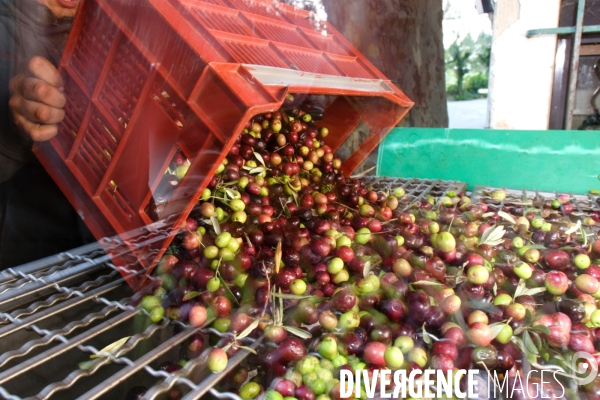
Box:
left=33, top=0, right=413, bottom=290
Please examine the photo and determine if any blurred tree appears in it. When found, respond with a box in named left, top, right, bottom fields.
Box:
left=278, top=0, right=323, bottom=14
left=321, top=0, right=448, bottom=128
left=278, top=0, right=448, bottom=127
left=473, top=32, right=492, bottom=73
left=446, top=35, right=473, bottom=98
left=445, top=33, right=491, bottom=100
left=277, top=0, right=448, bottom=172
left=277, top=0, right=326, bottom=31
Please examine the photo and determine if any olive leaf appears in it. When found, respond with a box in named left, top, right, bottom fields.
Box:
left=520, top=287, right=546, bottom=297
left=526, top=351, right=538, bottom=364
left=524, top=309, right=535, bottom=326
left=513, top=279, right=527, bottom=298
left=514, top=326, right=525, bottom=336
left=237, top=345, right=258, bottom=355
left=350, top=166, right=376, bottom=179
left=530, top=330, right=542, bottom=350
left=278, top=289, right=284, bottom=325
left=182, top=291, right=202, bottom=302
left=268, top=286, right=277, bottom=322
left=510, top=201, right=533, bottom=206
left=225, top=189, right=240, bottom=199
left=489, top=322, right=507, bottom=339
left=90, top=336, right=131, bottom=359
left=237, top=319, right=260, bottom=340
left=553, top=354, right=565, bottom=362
left=523, top=331, right=539, bottom=355
left=210, top=216, right=221, bottom=235
left=481, top=212, right=495, bottom=219
left=254, top=152, right=266, bottom=167
left=530, top=324, right=550, bottom=335
left=273, top=308, right=282, bottom=326
left=559, top=246, right=580, bottom=251
left=218, top=274, right=240, bottom=306
left=580, top=224, right=588, bottom=247
left=422, top=324, right=432, bottom=346
left=249, top=167, right=266, bottom=175
left=363, top=261, right=372, bottom=279
left=492, top=283, right=498, bottom=296
left=308, top=297, right=328, bottom=303
left=511, top=336, right=526, bottom=353
left=79, top=359, right=99, bottom=371
left=275, top=241, right=282, bottom=274
left=565, top=220, right=581, bottom=235
left=498, top=211, right=516, bottom=224
left=283, top=326, right=312, bottom=339
left=527, top=244, right=546, bottom=249
left=479, top=225, right=506, bottom=247
left=411, top=281, right=445, bottom=286
left=287, top=184, right=299, bottom=205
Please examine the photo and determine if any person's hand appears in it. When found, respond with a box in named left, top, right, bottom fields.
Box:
left=9, top=56, right=67, bottom=142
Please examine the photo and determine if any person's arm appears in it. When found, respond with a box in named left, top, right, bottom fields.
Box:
left=0, top=0, right=68, bottom=182
left=0, top=0, right=31, bottom=182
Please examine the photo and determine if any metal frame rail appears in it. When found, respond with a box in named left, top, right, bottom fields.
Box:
left=526, top=0, right=588, bottom=130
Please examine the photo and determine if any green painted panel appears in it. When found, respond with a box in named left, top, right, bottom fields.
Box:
left=376, top=128, right=600, bottom=194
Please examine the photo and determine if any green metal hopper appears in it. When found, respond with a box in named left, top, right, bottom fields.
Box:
left=377, top=128, right=600, bottom=194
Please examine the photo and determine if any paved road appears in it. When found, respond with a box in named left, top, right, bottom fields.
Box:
left=447, top=99, right=488, bottom=129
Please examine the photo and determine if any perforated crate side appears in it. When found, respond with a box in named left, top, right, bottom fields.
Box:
left=101, top=0, right=209, bottom=98
left=168, top=0, right=382, bottom=80
left=61, top=0, right=119, bottom=96
left=54, top=71, right=89, bottom=157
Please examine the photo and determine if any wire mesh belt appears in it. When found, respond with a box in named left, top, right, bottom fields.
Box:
left=358, top=176, right=466, bottom=211
left=471, top=186, right=600, bottom=235
left=0, top=177, right=466, bottom=400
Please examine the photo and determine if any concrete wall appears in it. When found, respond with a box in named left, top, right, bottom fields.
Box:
left=488, top=0, right=561, bottom=129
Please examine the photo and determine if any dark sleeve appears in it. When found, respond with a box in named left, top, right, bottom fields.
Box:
left=0, top=0, right=33, bottom=183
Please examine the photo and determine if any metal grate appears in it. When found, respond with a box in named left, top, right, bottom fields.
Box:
left=0, top=239, right=258, bottom=400
left=359, top=176, right=467, bottom=211
left=0, top=177, right=466, bottom=400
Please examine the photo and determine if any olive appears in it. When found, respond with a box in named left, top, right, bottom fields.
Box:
left=558, top=298, right=585, bottom=323
left=495, top=347, right=515, bottom=373
left=472, top=345, right=499, bottom=370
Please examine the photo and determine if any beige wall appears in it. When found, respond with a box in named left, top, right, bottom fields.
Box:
left=488, top=0, right=561, bottom=129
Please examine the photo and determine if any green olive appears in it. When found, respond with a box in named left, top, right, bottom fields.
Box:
left=240, top=382, right=262, bottom=400
left=150, top=306, right=164, bottom=323
left=141, top=295, right=161, bottom=312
